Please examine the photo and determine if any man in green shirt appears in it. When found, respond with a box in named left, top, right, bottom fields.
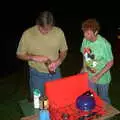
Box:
left=80, top=19, right=114, bottom=103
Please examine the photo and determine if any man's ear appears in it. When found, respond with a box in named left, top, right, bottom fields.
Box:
left=94, top=31, right=98, bottom=36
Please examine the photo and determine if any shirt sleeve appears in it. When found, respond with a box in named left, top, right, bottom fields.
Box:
left=59, top=29, right=68, bottom=52
left=80, top=38, right=85, bottom=53
left=16, top=32, right=28, bottom=55
left=103, top=40, right=113, bottom=62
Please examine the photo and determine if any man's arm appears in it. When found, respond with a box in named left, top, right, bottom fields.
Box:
left=56, top=50, right=68, bottom=66
left=16, top=53, right=49, bottom=62
left=97, top=60, right=113, bottom=78
left=80, top=62, right=85, bottom=73
left=16, top=53, right=32, bottom=61
left=92, top=60, right=114, bottom=82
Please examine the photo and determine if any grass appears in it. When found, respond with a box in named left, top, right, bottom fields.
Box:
left=0, top=52, right=120, bottom=120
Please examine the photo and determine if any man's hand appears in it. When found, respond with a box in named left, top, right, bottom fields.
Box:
left=91, top=73, right=101, bottom=83
left=47, top=50, right=67, bottom=72
left=80, top=68, right=85, bottom=73
left=91, top=60, right=114, bottom=83
left=48, top=59, right=61, bottom=72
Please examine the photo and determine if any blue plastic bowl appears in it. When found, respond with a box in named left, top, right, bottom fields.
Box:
left=76, top=95, right=96, bottom=111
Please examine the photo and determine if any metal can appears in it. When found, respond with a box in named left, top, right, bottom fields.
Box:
left=39, top=96, right=49, bottom=110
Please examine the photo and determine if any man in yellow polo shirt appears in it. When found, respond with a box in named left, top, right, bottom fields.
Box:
left=16, top=11, right=68, bottom=101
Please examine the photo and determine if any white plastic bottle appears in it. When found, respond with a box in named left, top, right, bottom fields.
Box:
left=33, top=89, right=41, bottom=109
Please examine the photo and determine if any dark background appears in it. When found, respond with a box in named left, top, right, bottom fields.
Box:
left=1, top=2, right=120, bottom=77
left=1, top=3, right=120, bottom=119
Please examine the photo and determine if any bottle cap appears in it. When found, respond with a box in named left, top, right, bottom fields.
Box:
left=33, top=89, right=41, bottom=97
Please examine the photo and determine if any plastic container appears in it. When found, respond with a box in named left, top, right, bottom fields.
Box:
left=33, top=89, right=41, bottom=109
left=38, top=110, right=50, bottom=120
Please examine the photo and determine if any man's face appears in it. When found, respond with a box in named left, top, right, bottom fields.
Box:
left=38, top=25, right=52, bottom=34
left=83, top=30, right=96, bottom=42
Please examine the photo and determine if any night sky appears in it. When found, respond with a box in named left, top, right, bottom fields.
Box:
left=1, top=2, right=120, bottom=76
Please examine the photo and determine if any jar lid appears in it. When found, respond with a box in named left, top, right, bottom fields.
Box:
left=40, top=95, right=48, bottom=100
left=33, top=89, right=40, bottom=96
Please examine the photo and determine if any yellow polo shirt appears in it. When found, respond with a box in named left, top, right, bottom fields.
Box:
left=16, top=25, right=68, bottom=73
